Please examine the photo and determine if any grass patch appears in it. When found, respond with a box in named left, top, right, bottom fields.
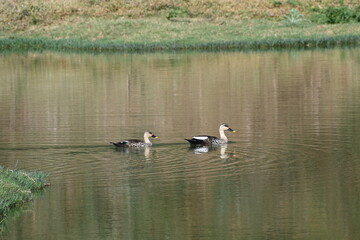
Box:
left=1, top=0, right=358, bottom=21
left=0, top=166, right=48, bottom=225
left=0, top=18, right=359, bottom=52
left=0, top=1, right=359, bottom=52
left=1, top=34, right=359, bottom=52
left=0, top=0, right=358, bottom=31
left=310, top=4, right=360, bottom=24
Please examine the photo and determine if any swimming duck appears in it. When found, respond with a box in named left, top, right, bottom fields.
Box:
left=111, top=131, right=158, bottom=148
left=185, top=123, right=235, bottom=145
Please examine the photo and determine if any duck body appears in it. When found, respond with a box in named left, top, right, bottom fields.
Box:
left=185, top=135, right=225, bottom=145
left=111, top=131, right=158, bottom=148
left=185, top=123, right=235, bottom=145
left=111, top=139, right=150, bottom=148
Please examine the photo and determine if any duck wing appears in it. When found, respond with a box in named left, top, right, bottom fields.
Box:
left=111, top=139, right=143, bottom=147
left=185, top=135, right=218, bottom=145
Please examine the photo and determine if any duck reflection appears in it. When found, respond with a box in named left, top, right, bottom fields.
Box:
left=189, top=144, right=231, bottom=160
left=114, top=146, right=152, bottom=160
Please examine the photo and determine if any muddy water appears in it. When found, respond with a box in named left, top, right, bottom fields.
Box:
left=1, top=48, right=360, bottom=239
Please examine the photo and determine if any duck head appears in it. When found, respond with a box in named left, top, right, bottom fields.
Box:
left=145, top=131, right=159, bottom=138
left=221, top=123, right=236, bottom=132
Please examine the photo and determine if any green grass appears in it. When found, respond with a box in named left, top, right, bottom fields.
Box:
left=0, top=166, right=48, bottom=225
left=0, top=0, right=359, bottom=52
left=0, top=18, right=359, bottom=52
left=1, top=34, right=359, bottom=52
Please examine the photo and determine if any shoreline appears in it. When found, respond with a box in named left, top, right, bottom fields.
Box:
left=1, top=17, right=359, bottom=52
left=1, top=33, right=359, bottom=53
left=1, top=1, right=359, bottom=52
left=0, top=166, right=48, bottom=225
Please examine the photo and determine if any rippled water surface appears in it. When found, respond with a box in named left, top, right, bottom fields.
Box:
left=1, top=48, right=360, bottom=240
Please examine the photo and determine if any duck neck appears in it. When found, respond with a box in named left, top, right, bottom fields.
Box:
left=144, top=133, right=152, bottom=145
left=219, top=128, right=228, bottom=143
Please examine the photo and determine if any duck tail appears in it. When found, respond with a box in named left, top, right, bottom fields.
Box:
left=185, top=138, right=203, bottom=145
left=110, top=142, right=121, bottom=147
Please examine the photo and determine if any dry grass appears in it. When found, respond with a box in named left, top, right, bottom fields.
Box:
left=0, top=0, right=359, bottom=51
left=0, top=0, right=358, bottom=31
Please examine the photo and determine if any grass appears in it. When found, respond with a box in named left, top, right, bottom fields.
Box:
left=1, top=34, right=359, bottom=52
left=0, top=0, right=359, bottom=51
left=0, top=166, right=48, bottom=225
left=0, top=18, right=359, bottom=52
left=0, top=0, right=358, bottom=27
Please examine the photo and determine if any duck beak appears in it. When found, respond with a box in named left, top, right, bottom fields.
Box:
left=152, top=134, right=159, bottom=138
left=228, top=128, right=236, bottom=133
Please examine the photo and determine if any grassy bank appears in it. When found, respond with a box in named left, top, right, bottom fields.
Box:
left=0, top=166, right=48, bottom=225
left=0, top=0, right=360, bottom=51
left=1, top=18, right=360, bottom=52
left=1, top=34, right=360, bottom=52
left=1, top=0, right=359, bottom=28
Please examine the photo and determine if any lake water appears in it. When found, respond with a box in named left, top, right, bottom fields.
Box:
left=1, top=48, right=360, bottom=240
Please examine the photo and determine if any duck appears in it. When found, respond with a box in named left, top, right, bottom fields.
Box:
left=185, top=123, right=235, bottom=145
left=111, top=131, right=158, bottom=148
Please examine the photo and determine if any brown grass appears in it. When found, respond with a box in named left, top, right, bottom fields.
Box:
left=0, top=0, right=357, bottom=31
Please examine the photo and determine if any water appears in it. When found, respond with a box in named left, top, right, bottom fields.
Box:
left=1, top=48, right=360, bottom=240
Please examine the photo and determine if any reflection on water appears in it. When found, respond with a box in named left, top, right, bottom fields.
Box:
left=114, top=145, right=153, bottom=160
left=189, top=144, right=233, bottom=160
left=1, top=48, right=360, bottom=240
